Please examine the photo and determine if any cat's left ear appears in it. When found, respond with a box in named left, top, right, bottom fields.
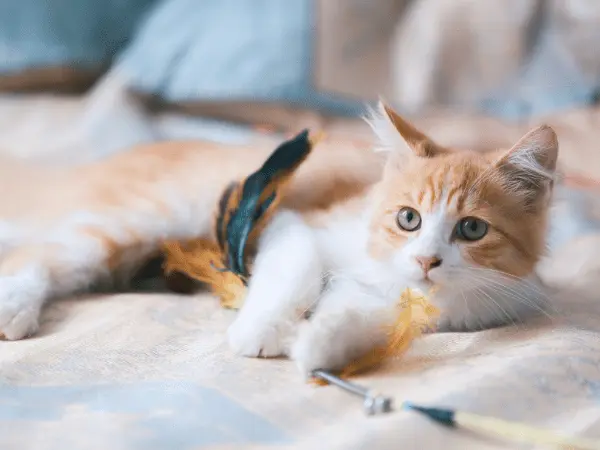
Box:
left=495, top=125, right=558, bottom=205
left=366, top=100, right=439, bottom=158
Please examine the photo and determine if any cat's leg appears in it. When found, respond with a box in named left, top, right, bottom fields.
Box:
left=0, top=253, right=53, bottom=340
left=227, top=210, right=323, bottom=357
left=0, top=229, right=113, bottom=340
left=290, top=279, right=394, bottom=376
left=0, top=213, right=156, bottom=340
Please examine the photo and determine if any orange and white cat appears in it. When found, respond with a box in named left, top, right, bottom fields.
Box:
left=0, top=102, right=587, bottom=375
left=229, top=103, right=561, bottom=374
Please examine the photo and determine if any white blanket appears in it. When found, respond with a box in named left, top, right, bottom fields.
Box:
left=1, top=75, right=600, bottom=450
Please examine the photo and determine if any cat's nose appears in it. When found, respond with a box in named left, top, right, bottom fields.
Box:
left=415, top=256, right=443, bottom=274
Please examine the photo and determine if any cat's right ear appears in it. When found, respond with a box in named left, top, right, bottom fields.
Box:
left=493, top=125, right=558, bottom=209
left=366, top=100, right=438, bottom=158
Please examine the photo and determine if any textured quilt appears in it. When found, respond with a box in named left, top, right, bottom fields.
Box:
left=0, top=76, right=599, bottom=450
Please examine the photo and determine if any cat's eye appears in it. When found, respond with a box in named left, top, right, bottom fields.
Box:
left=455, top=217, right=488, bottom=241
left=397, top=207, right=422, bottom=231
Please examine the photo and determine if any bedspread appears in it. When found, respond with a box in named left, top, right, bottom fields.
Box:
left=0, top=76, right=599, bottom=450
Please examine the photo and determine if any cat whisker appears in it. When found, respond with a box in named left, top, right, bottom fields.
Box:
left=443, top=266, right=551, bottom=307
left=462, top=272, right=556, bottom=321
left=473, top=292, right=513, bottom=329
left=293, top=271, right=334, bottom=320
left=459, top=282, right=502, bottom=330
left=466, top=267, right=548, bottom=298
left=473, top=286, right=519, bottom=328
left=462, top=269, right=553, bottom=310
left=460, top=287, right=482, bottom=330
left=484, top=279, right=555, bottom=318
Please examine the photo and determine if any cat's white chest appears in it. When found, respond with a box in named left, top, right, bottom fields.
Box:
left=312, top=215, right=403, bottom=299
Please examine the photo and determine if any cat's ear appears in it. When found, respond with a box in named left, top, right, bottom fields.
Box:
left=366, top=100, right=438, bottom=158
left=494, top=125, right=558, bottom=206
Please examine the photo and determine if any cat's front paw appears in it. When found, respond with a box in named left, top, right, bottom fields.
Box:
left=0, top=268, right=47, bottom=340
left=227, top=314, right=290, bottom=358
left=290, top=320, right=351, bottom=377
left=0, top=295, right=41, bottom=340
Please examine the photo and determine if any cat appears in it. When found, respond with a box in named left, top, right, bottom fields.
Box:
left=227, top=102, right=561, bottom=375
left=0, top=100, right=570, bottom=376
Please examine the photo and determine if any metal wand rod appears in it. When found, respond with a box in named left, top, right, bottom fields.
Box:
left=312, top=369, right=394, bottom=415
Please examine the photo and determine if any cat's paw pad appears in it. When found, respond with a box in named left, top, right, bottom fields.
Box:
left=0, top=301, right=40, bottom=340
left=227, top=315, right=289, bottom=358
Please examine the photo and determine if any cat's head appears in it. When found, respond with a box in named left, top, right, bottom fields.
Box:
left=365, top=102, right=558, bottom=303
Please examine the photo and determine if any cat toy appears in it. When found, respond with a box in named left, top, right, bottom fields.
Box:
left=162, top=129, right=317, bottom=306
left=404, top=402, right=600, bottom=449
left=161, top=129, right=439, bottom=414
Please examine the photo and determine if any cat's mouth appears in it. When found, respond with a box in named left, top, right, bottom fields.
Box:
left=410, top=277, right=435, bottom=292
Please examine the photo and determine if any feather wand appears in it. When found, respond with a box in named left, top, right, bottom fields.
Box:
left=312, top=369, right=393, bottom=415
left=403, top=402, right=600, bottom=449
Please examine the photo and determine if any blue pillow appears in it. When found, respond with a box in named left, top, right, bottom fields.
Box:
left=0, top=0, right=157, bottom=74
left=117, top=0, right=366, bottom=117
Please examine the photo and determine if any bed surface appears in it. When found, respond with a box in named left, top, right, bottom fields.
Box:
left=1, top=77, right=600, bottom=449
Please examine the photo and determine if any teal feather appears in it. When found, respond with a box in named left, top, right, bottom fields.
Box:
left=214, top=129, right=312, bottom=279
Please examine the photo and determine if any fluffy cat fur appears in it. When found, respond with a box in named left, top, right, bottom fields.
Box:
left=230, top=103, right=561, bottom=374
left=0, top=102, right=580, bottom=376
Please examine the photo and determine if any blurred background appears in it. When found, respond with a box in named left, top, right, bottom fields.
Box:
left=1, top=0, right=600, bottom=181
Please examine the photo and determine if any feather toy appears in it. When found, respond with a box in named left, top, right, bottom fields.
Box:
left=162, top=129, right=317, bottom=306
left=326, top=287, right=438, bottom=381
left=161, top=129, right=438, bottom=379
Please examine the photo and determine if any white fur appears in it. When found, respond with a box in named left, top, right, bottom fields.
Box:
left=0, top=264, right=48, bottom=339
left=390, top=191, right=461, bottom=286
left=290, top=278, right=394, bottom=376
left=364, top=101, right=411, bottom=154
left=227, top=208, right=402, bottom=374
left=227, top=210, right=323, bottom=357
